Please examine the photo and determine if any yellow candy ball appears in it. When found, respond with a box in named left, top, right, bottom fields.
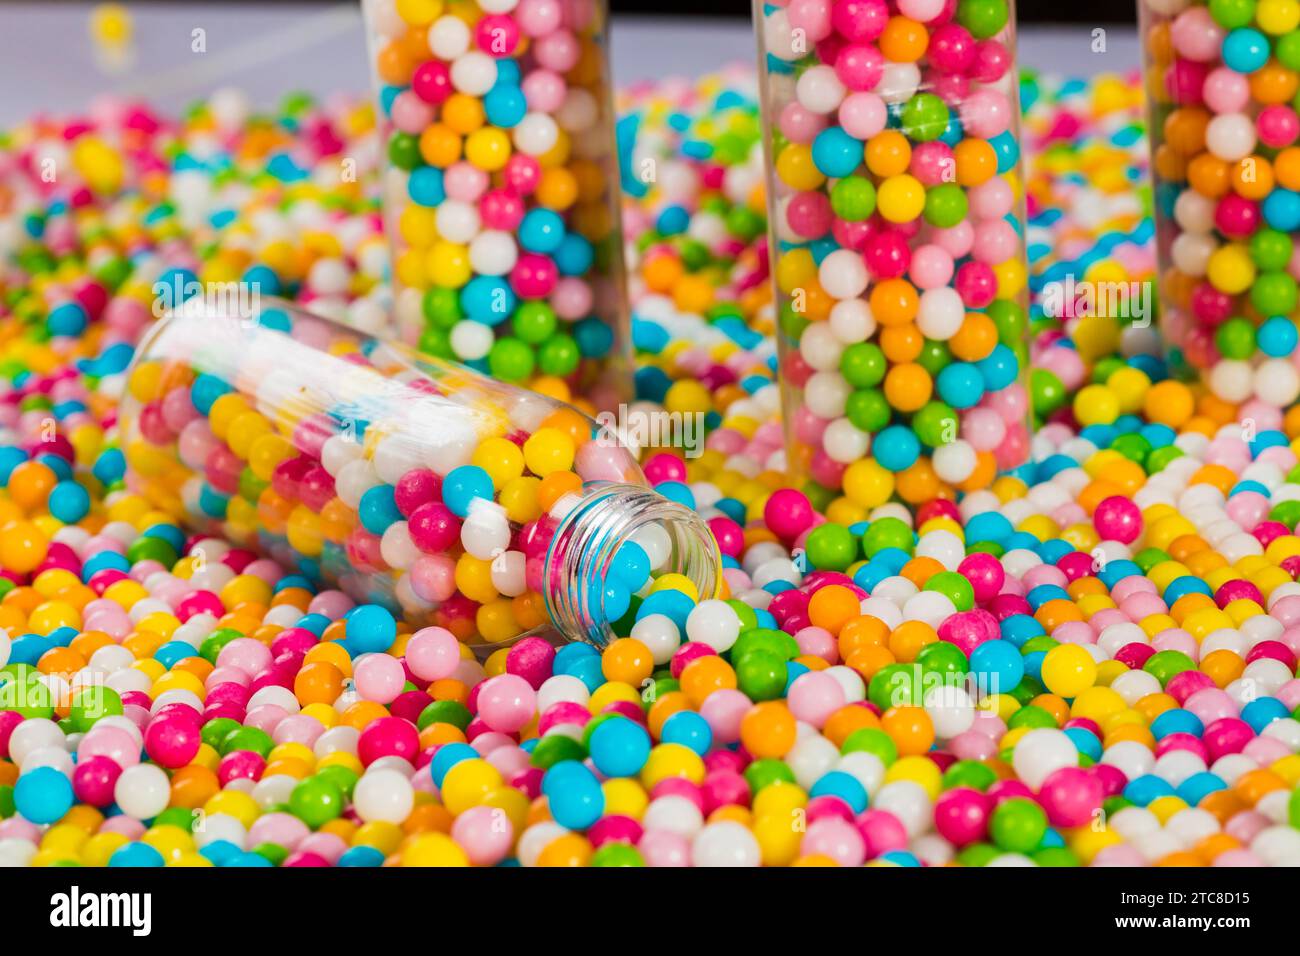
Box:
left=1041, top=643, right=1098, bottom=698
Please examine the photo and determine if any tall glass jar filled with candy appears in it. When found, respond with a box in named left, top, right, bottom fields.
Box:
left=1142, top=0, right=1300, bottom=407
left=754, top=0, right=1031, bottom=512
left=362, top=0, right=630, bottom=412
left=118, top=299, right=721, bottom=651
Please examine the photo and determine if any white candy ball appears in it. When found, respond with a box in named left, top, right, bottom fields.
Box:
left=353, top=768, right=416, bottom=824
left=114, top=763, right=171, bottom=819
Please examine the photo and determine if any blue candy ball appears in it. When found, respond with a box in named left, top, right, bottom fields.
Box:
left=48, top=481, right=90, bottom=523
left=518, top=208, right=566, bottom=253
left=588, top=717, right=651, bottom=777
left=15, top=767, right=75, bottom=825
left=543, top=760, right=604, bottom=830
left=346, top=604, right=397, bottom=654
left=442, top=465, right=495, bottom=517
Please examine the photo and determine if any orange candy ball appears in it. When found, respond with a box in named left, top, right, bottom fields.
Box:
left=880, top=705, right=934, bottom=756
left=293, top=661, right=345, bottom=706
left=807, top=585, right=861, bottom=636
left=739, top=701, right=797, bottom=759
left=601, top=638, right=654, bottom=686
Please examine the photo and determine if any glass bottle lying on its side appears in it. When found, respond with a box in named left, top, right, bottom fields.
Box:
left=119, top=299, right=720, bottom=651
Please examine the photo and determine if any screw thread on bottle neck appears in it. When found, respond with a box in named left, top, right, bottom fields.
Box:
left=543, top=483, right=720, bottom=647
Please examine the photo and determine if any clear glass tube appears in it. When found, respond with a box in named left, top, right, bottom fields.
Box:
left=1141, top=0, right=1300, bottom=405
left=361, top=0, right=631, bottom=412
left=118, top=298, right=719, bottom=650
left=753, top=0, right=1031, bottom=506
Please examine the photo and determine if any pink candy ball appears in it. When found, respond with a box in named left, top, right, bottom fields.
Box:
left=786, top=671, right=847, bottom=726
left=416, top=554, right=462, bottom=606
left=639, top=829, right=690, bottom=867
left=933, top=787, right=990, bottom=845
left=505, top=636, right=556, bottom=689
left=1169, top=6, right=1224, bottom=62
left=451, top=804, right=515, bottom=865
left=1093, top=495, right=1142, bottom=544
left=1259, top=104, right=1300, bottom=148
left=1038, top=766, right=1103, bottom=828
left=802, top=816, right=866, bottom=866
left=698, top=688, right=752, bottom=744
left=476, top=674, right=537, bottom=734
left=357, top=717, right=419, bottom=766
left=857, top=808, right=909, bottom=858
left=355, top=653, right=408, bottom=704
left=764, top=488, right=815, bottom=541
left=786, top=191, right=833, bottom=238
left=838, top=91, right=886, bottom=139
left=216, top=637, right=272, bottom=677
left=405, top=626, right=462, bottom=682
left=909, top=243, right=955, bottom=289
left=72, top=755, right=122, bottom=806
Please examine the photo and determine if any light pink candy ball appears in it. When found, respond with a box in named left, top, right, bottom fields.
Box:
left=786, top=671, right=847, bottom=727
left=355, top=653, right=407, bottom=704
left=405, top=626, right=462, bottom=681
left=476, top=674, right=537, bottom=733
left=452, top=804, right=515, bottom=865
left=638, top=829, right=690, bottom=867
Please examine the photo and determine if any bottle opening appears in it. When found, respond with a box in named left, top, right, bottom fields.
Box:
left=543, top=482, right=721, bottom=648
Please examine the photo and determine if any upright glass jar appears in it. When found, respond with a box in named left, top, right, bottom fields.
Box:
left=1141, top=0, right=1300, bottom=406
left=754, top=0, right=1031, bottom=511
left=362, top=0, right=631, bottom=412
left=118, top=298, right=720, bottom=651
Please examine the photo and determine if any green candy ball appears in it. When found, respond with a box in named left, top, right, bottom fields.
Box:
left=846, top=388, right=891, bottom=432
left=990, top=797, right=1048, bottom=853
left=830, top=176, right=877, bottom=221
left=1208, top=0, right=1257, bottom=30
left=923, top=182, right=968, bottom=228
left=958, top=0, right=1009, bottom=38
left=803, top=522, right=858, bottom=571
left=422, top=287, right=462, bottom=328
left=862, top=516, right=914, bottom=556
left=912, top=401, right=958, bottom=447
left=538, top=334, right=580, bottom=376
left=1144, top=649, right=1197, bottom=687
left=901, top=93, right=950, bottom=142
left=69, top=685, right=123, bottom=733
left=924, top=570, right=975, bottom=611
left=387, top=132, right=422, bottom=171
left=743, top=758, right=797, bottom=793
left=487, top=337, right=536, bottom=382
left=512, top=301, right=558, bottom=344
left=1251, top=271, right=1297, bottom=316
left=591, top=843, right=645, bottom=866
left=841, top=727, right=899, bottom=766
left=1214, top=316, right=1256, bottom=360
left=840, top=342, right=887, bottom=388
left=735, top=651, right=789, bottom=702
left=288, top=776, right=345, bottom=829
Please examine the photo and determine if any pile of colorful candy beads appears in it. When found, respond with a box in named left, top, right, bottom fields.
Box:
left=2, top=461, right=1300, bottom=867
left=1142, top=0, right=1300, bottom=404
left=0, top=89, right=388, bottom=347
left=118, top=300, right=717, bottom=647
left=3, top=67, right=1300, bottom=869
left=756, top=0, right=1032, bottom=502
left=364, top=0, right=629, bottom=403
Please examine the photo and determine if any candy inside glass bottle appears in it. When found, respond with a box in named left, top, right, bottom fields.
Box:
left=362, top=0, right=631, bottom=412
left=119, top=299, right=720, bottom=650
left=753, top=0, right=1032, bottom=508
left=1141, top=0, right=1300, bottom=407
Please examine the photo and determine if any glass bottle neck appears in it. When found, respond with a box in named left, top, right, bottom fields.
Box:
left=543, top=483, right=720, bottom=648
